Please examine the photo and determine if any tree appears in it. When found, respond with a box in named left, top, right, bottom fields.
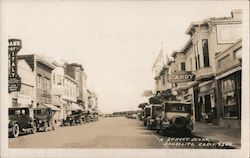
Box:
left=138, top=103, right=148, bottom=110
left=148, top=89, right=177, bottom=104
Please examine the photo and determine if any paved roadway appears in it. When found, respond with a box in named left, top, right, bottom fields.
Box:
left=9, top=117, right=234, bottom=149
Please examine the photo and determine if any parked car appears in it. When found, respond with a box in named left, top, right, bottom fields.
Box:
left=63, top=110, right=84, bottom=126
left=8, top=107, right=36, bottom=138
left=155, top=101, right=193, bottom=136
left=88, top=112, right=99, bottom=122
left=142, top=106, right=151, bottom=126
left=34, top=107, right=56, bottom=132
left=137, top=110, right=143, bottom=121
left=146, top=104, right=162, bottom=130
left=126, top=113, right=137, bottom=119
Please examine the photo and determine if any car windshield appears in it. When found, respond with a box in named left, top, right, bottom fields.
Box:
left=34, top=109, right=47, bottom=116
left=152, top=106, right=162, bottom=117
left=9, top=108, right=29, bottom=115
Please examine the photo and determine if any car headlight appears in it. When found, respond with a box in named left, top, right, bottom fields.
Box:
left=162, top=120, right=170, bottom=128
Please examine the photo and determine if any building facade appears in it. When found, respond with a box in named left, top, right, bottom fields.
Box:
left=178, top=9, right=242, bottom=124
left=65, top=63, right=85, bottom=109
left=153, top=10, right=242, bottom=127
left=215, top=38, right=242, bottom=129
left=9, top=59, right=35, bottom=109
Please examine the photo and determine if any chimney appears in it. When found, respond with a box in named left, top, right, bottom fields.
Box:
left=231, top=9, right=242, bottom=20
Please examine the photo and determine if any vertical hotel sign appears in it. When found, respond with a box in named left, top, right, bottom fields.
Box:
left=8, top=39, right=22, bottom=93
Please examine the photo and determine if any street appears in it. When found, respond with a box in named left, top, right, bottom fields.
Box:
left=9, top=117, right=235, bottom=149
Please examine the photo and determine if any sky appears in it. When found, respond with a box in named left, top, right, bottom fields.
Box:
left=0, top=1, right=245, bottom=113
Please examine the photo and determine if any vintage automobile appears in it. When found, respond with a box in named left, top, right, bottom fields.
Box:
left=126, top=113, right=137, bottom=119
left=146, top=104, right=162, bottom=130
left=155, top=101, right=193, bottom=136
left=8, top=107, right=37, bottom=138
left=88, top=112, right=99, bottom=122
left=142, top=106, right=151, bottom=126
left=137, top=110, right=143, bottom=121
left=63, top=110, right=85, bottom=126
left=34, top=107, right=56, bottom=132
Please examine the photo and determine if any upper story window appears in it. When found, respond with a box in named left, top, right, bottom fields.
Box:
left=162, top=75, right=165, bottom=85
left=233, top=47, right=242, bottom=61
left=52, top=73, right=55, bottom=84
left=57, top=75, right=62, bottom=85
left=44, top=77, right=51, bottom=91
left=181, top=62, right=186, bottom=71
left=202, top=39, right=210, bottom=67
left=37, top=74, right=42, bottom=89
left=194, top=42, right=200, bottom=70
left=190, top=58, right=193, bottom=71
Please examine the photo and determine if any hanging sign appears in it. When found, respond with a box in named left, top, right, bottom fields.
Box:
left=169, top=71, right=195, bottom=83
left=8, top=39, right=22, bottom=93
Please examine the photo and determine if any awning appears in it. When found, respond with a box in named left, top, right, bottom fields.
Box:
left=42, top=103, right=60, bottom=111
left=68, top=103, right=82, bottom=111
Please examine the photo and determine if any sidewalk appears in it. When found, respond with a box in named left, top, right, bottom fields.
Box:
left=192, top=122, right=241, bottom=149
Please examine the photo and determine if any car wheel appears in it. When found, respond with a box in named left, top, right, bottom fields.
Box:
left=156, top=129, right=159, bottom=133
left=32, top=123, right=37, bottom=134
left=160, top=129, right=165, bottom=136
left=12, top=124, right=20, bottom=138
left=80, top=119, right=84, bottom=125
left=185, top=129, right=192, bottom=136
left=44, top=122, right=49, bottom=132
left=52, top=125, right=56, bottom=130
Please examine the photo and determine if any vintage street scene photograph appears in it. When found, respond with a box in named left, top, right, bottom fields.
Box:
left=1, top=1, right=249, bottom=158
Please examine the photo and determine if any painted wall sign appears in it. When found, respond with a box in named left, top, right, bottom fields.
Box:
left=169, top=71, right=195, bottom=83
left=8, top=39, right=22, bottom=93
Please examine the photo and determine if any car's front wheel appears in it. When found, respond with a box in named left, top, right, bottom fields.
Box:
left=12, top=124, right=20, bottom=138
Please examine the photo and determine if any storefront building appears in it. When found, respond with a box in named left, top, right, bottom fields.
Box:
left=65, top=63, right=85, bottom=109
left=9, top=59, right=34, bottom=111
left=63, top=75, right=78, bottom=120
left=215, top=39, right=242, bottom=129
left=51, top=61, right=66, bottom=124
left=181, top=9, right=242, bottom=124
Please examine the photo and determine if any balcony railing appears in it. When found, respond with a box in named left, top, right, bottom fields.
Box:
left=195, top=67, right=214, bottom=81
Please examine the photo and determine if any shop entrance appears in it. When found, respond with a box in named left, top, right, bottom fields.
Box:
left=193, top=84, right=200, bottom=122
left=204, top=94, right=212, bottom=123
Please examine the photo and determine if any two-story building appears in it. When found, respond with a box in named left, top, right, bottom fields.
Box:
left=215, top=38, right=242, bottom=129
left=65, top=63, right=86, bottom=109
left=9, top=59, right=34, bottom=111
left=17, top=54, right=59, bottom=118
left=178, top=9, right=242, bottom=124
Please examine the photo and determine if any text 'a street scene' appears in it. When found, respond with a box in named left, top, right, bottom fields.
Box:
left=7, top=4, right=242, bottom=149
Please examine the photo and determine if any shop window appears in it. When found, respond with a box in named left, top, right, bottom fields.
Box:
left=221, top=76, right=238, bottom=118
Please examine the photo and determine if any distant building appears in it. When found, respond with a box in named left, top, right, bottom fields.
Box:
left=86, top=89, right=98, bottom=112
left=65, top=63, right=85, bottom=109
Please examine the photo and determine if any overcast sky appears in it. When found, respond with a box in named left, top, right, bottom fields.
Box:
left=1, top=1, right=245, bottom=113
